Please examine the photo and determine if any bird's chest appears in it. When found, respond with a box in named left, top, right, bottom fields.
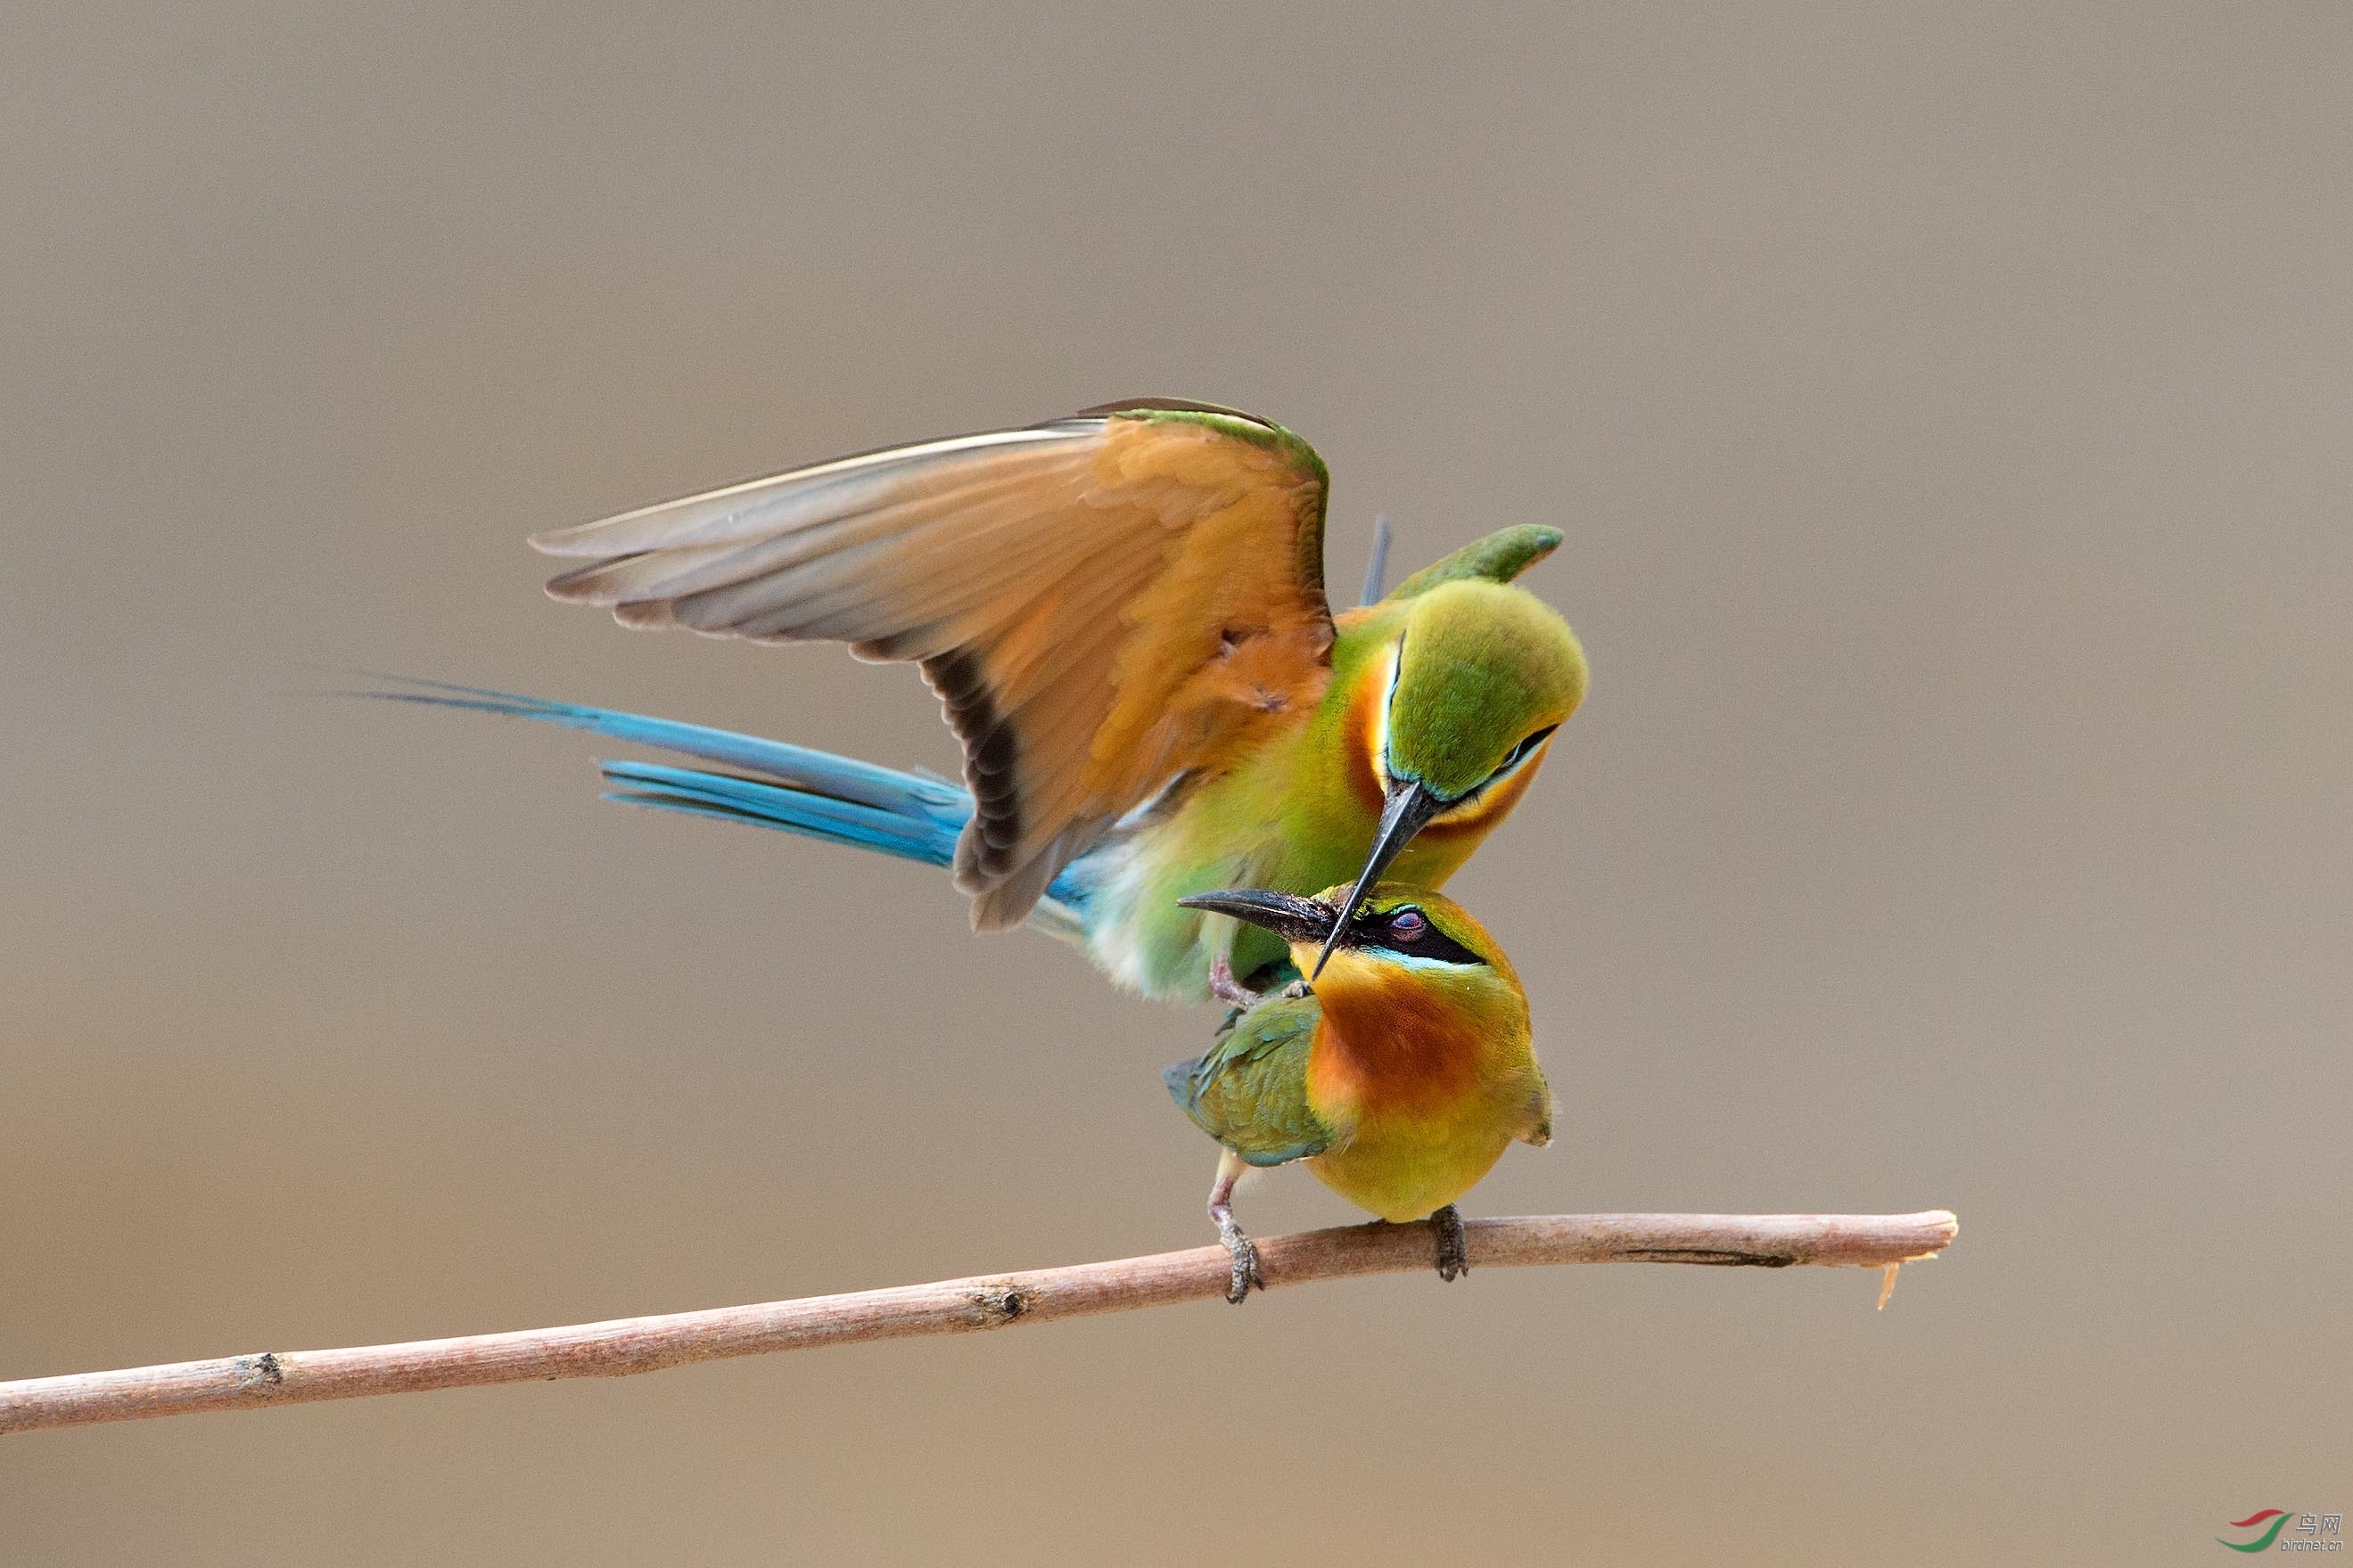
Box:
left=1301, top=1008, right=1534, bottom=1222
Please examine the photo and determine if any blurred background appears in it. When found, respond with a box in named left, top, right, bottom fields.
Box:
left=4, top=3, right=2347, bottom=1562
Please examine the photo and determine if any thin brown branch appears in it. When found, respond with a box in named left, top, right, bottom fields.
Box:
left=0, top=1210, right=1956, bottom=1435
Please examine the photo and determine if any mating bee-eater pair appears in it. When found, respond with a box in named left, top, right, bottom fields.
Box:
left=1167, top=884, right=1548, bottom=1301
left=381, top=399, right=1582, bottom=1294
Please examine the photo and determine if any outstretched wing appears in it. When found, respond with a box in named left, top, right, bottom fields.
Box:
left=532, top=402, right=1334, bottom=928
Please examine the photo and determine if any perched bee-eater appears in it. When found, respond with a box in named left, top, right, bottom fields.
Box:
left=1164, top=883, right=1551, bottom=1302
left=379, top=400, right=1587, bottom=1004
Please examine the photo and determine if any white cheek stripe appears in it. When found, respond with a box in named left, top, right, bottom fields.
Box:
left=1370, top=636, right=1403, bottom=786
left=1378, top=950, right=1485, bottom=973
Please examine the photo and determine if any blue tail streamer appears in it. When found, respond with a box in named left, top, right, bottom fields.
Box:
left=355, top=675, right=972, bottom=869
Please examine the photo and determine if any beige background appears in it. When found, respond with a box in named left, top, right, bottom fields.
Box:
left=4, top=4, right=2348, bottom=1563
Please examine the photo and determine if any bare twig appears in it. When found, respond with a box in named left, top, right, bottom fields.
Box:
left=0, top=1210, right=1956, bottom=1435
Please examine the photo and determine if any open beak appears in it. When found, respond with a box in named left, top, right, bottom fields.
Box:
left=1174, top=887, right=1338, bottom=948
left=1312, top=776, right=1444, bottom=978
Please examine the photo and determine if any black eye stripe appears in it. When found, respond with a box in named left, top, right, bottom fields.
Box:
left=1501, top=724, right=1559, bottom=770
left=1344, top=905, right=1485, bottom=965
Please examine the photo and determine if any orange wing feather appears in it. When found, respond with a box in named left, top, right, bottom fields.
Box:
left=531, top=404, right=1333, bottom=928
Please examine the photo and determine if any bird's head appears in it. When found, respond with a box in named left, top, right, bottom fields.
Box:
left=1176, top=883, right=1521, bottom=1006
left=1321, top=579, right=1585, bottom=976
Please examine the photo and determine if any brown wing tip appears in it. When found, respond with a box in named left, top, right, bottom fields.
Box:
left=612, top=599, right=677, bottom=629
left=542, top=559, right=629, bottom=604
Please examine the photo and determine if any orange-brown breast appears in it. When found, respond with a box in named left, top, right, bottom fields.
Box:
left=1306, top=967, right=1496, bottom=1123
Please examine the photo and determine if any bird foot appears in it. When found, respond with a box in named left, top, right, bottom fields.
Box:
left=1217, top=1216, right=1264, bottom=1303
left=1208, top=955, right=1261, bottom=1009
left=1432, top=1205, right=1469, bottom=1283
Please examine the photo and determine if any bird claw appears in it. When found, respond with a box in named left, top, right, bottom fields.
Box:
left=1212, top=956, right=1312, bottom=1009
left=1432, top=1205, right=1469, bottom=1283
left=1218, top=1219, right=1264, bottom=1304
left=1208, top=955, right=1261, bottom=1009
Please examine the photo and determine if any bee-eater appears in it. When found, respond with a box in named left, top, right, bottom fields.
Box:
left=1164, top=883, right=1550, bottom=1301
left=379, top=399, right=1587, bottom=1004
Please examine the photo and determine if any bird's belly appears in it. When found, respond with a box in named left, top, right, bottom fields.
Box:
left=1306, top=1119, right=1516, bottom=1225
left=1076, top=844, right=1219, bottom=1003
left=1073, top=795, right=1337, bottom=1003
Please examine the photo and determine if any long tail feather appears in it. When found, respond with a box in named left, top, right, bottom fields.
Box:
left=355, top=675, right=965, bottom=817
left=351, top=676, right=1092, bottom=930
left=597, top=759, right=960, bottom=866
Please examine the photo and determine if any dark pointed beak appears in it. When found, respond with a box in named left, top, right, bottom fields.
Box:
left=1312, top=776, right=1444, bottom=977
left=1175, top=887, right=1338, bottom=947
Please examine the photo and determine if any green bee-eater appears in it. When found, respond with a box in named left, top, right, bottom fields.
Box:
left=1166, top=883, right=1550, bottom=1301
left=380, top=399, right=1587, bottom=1004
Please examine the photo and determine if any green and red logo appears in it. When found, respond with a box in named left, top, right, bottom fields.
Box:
left=2221, top=1511, right=2292, bottom=1552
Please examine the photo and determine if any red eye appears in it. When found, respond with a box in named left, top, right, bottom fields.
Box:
left=1390, top=909, right=1427, bottom=940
